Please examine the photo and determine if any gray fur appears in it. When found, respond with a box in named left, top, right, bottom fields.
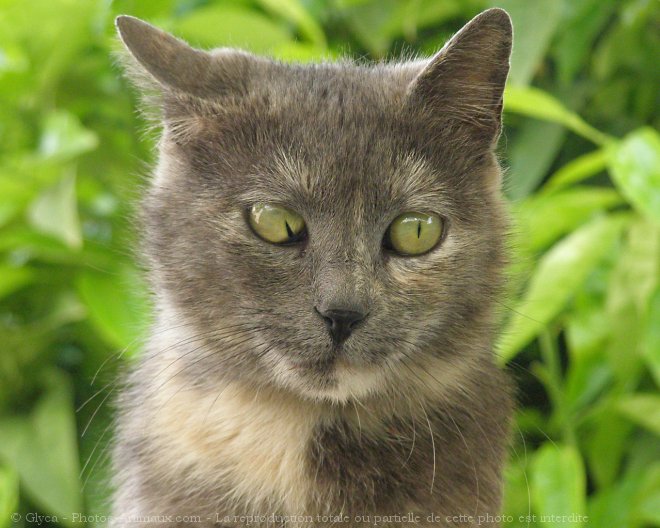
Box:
left=112, top=9, right=514, bottom=527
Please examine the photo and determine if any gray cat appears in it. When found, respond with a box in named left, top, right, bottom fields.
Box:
left=112, top=8, right=514, bottom=527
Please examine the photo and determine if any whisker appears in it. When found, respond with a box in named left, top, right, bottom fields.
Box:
left=80, top=419, right=113, bottom=482
left=448, top=411, right=480, bottom=517
left=82, top=387, right=115, bottom=438
left=419, top=401, right=436, bottom=494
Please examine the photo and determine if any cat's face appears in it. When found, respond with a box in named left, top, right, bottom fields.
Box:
left=117, top=9, right=512, bottom=402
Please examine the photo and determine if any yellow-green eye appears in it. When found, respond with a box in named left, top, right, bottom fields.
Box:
left=385, top=212, right=443, bottom=256
left=249, top=203, right=306, bottom=244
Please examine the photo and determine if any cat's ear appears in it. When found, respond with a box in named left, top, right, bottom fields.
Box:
left=115, top=15, right=253, bottom=99
left=407, top=8, right=512, bottom=148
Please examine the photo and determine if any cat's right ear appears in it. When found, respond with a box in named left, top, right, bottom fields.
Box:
left=406, top=8, right=513, bottom=149
left=115, top=15, right=252, bottom=99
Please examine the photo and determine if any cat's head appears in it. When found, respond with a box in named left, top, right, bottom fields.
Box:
left=117, top=9, right=512, bottom=403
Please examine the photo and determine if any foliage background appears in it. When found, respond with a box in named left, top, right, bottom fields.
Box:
left=0, top=0, right=659, bottom=526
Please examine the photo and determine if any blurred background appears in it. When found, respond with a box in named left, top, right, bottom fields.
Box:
left=0, top=0, right=658, bottom=526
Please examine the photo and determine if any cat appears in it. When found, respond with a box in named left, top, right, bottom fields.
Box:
left=112, top=8, right=514, bottom=527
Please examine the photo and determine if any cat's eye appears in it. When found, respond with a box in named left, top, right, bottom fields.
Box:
left=384, top=212, right=443, bottom=256
left=249, top=203, right=307, bottom=244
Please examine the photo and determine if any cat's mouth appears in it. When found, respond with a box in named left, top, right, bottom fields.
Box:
left=286, top=340, right=370, bottom=371
left=278, top=348, right=387, bottom=402
left=312, top=358, right=386, bottom=401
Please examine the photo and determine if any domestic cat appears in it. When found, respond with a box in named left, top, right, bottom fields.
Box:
left=112, top=8, right=514, bottom=527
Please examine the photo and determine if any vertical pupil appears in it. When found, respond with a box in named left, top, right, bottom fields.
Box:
left=417, top=221, right=422, bottom=238
left=285, top=220, right=294, bottom=238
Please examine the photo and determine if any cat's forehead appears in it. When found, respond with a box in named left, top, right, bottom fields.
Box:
left=164, top=64, right=468, bottom=218
left=172, top=61, right=421, bottom=132
left=166, top=62, right=421, bottom=162
left=257, top=62, right=419, bottom=107
left=200, top=61, right=420, bottom=141
left=235, top=147, right=459, bottom=221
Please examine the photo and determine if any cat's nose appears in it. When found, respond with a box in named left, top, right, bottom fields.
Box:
left=315, top=307, right=367, bottom=346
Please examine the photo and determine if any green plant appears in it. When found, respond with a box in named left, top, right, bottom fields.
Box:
left=0, top=1, right=658, bottom=527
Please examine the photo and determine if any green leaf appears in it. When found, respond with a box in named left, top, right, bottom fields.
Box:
left=271, top=41, right=331, bottom=63
left=515, top=187, right=622, bottom=252
left=341, top=0, right=399, bottom=57
left=642, top=289, right=660, bottom=387
left=408, top=0, right=465, bottom=35
left=563, top=267, right=615, bottom=417
left=498, top=214, right=628, bottom=363
left=175, top=5, right=292, bottom=53
left=503, top=458, right=538, bottom=527
left=563, top=270, right=614, bottom=414
left=543, top=148, right=610, bottom=192
left=0, top=0, right=101, bottom=93
left=609, top=127, right=660, bottom=225
left=588, top=468, right=643, bottom=528
left=0, top=370, right=82, bottom=524
left=0, top=228, right=91, bottom=266
left=618, top=395, right=660, bottom=436
left=504, top=86, right=613, bottom=146
left=490, top=0, right=563, bottom=86
left=256, top=0, right=326, bottom=47
left=585, top=408, right=633, bottom=489
left=531, top=443, right=586, bottom=523
left=626, top=434, right=660, bottom=486
left=618, top=220, right=659, bottom=314
left=506, top=120, right=566, bottom=200
left=38, top=110, right=98, bottom=162
left=635, top=463, right=660, bottom=526
left=27, top=172, right=82, bottom=249
left=78, top=399, right=113, bottom=522
left=552, top=0, right=617, bottom=85
left=604, top=220, right=659, bottom=384
left=0, top=465, right=18, bottom=528
left=0, top=265, right=33, bottom=300
left=0, top=168, right=36, bottom=227
left=0, top=40, right=28, bottom=75
left=109, top=0, right=177, bottom=20
left=76, top=265, right=150, bottom=352
left=340, top=0, right=462, bottom=57
left=565, top=268, right=612, bottom=362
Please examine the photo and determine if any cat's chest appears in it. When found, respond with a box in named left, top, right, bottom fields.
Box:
left=147, top=376, right=321, bottom=514
left=147, top=375, right=434, bottom=516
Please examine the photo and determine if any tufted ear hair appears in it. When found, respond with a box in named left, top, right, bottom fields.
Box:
left=407, top=8, right=513, bottom=149
left=115, top=15, right=258, bottom=99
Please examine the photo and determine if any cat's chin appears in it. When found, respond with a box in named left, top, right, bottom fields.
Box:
left=272, top=356, right=389, bottom=403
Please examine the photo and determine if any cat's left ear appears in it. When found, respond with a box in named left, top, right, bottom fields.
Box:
left=407, top=8, right=512, bottom=148
left=115, top=15, right=264, bottom=100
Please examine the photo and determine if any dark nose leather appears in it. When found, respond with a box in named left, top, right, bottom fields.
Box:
left=315, top=307, right=367, bottom=345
